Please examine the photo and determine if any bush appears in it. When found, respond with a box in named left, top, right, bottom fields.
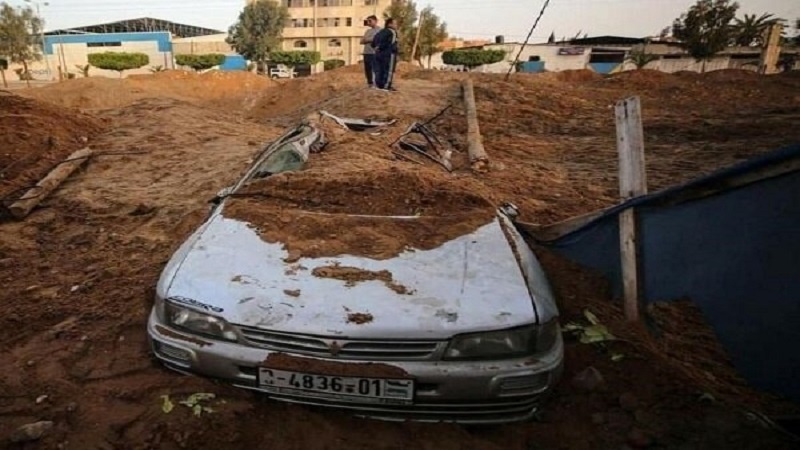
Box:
left=442, top=49, right=506, bottom=70
left=175, top=54, right=226, bottom=72
left=323, top=59, right=346, bottom=71
left=269, top=50, right=321, bottom=67
left=88, top=52, right=149, bottom=76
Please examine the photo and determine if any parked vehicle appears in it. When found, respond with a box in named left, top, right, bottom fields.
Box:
left=147, top=123, right=564, bottom=424
left=269, top=65, right=296, bottom=79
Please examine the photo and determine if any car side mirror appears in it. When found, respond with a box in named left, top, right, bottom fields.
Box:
left=210, top=186, right=234, bottom=205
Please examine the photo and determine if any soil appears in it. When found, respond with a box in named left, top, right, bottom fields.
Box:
left=0, top=92, right=105, bottom=204
left=1, top=67, right=799, bottom=449
left=312, top=265, right=410, bottom=295
left=347, top=313, right=375, bottom=325
left=263, top=353, right=409, bottom=378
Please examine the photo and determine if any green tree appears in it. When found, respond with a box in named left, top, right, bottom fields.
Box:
left=442, top=49, right=506, bottom=71
left=323, top=59, right=345, bottom=71
left=627, top=48, right=659, bottom=69
left=269, top=50, right=320, bottom=70
left=87, top=52, right=149, bottom=77
left=672, top=0, right=739, bottom=72
left=414, top=6, right=448, bottom=68
left=175, top=54, right=225, bottom=72
left=227, top=0, right=289, bottom=73
left=733, top=13, right=779, bottom=46
left=383, top=0, right=419, bottom=61
left=0, top=3, right=43, bottom=87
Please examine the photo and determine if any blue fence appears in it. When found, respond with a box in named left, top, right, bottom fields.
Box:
left=536, top=144, right=800, bottom=403
left=43, top=32, right=172, bottom=55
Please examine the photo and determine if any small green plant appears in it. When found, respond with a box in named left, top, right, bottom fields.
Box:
left=323, top=59, right=346, bottom=71
left=175, top=54, right=225, bottom=72
left=442, top=49, right=506, bottom=71
left=74, top=64, right=90, bottom=77
left=627, top=49, right=659, bottom=69
left=87, top=52, right=149, bottom=77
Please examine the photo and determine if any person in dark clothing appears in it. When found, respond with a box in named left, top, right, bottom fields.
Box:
left=372, top=18, right=399, bottom=91
left=360, top=15, right=380, bottom=87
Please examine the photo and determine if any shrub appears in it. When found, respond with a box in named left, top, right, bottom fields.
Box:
left=269, top=50, right=321, bottom=68
left=175, top=54, right=226, bottom=72
left=442, top=49, right=506, bottom=70
left=323, top=59, right=346, bottom=71
left=88, top=52, right=149, bottom=76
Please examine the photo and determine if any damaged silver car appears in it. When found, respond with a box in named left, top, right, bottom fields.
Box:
left=148, top=122, right=564, bottom=424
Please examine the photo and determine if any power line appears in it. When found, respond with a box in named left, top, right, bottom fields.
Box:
left=505, top=0, right=552, bottom=80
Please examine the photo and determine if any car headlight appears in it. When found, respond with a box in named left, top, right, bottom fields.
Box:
left=444, top=319, right=560, bottom=361
left=163, top=300, right=238, bottom=342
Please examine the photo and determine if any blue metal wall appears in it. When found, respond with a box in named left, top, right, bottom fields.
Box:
left=43, top=32, right=172, bottom=55
left=588, top=62, right=620, bottom=74
left=539, top=145, right=800, bottom=402
left=220, top=55, right=247, bottom=71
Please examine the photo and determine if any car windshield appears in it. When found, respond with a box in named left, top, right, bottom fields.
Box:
left=251, top=143, right=306, bottom=179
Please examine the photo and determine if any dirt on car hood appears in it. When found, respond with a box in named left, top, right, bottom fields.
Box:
left=161, top=212, right=536, bottom=339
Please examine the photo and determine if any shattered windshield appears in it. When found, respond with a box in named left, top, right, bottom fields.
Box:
left=251, top=143, right=306, bottom=179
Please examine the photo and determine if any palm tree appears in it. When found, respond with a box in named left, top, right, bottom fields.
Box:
left=627, top=49, right=659, bottom=69
left=733, top=13, right=778, bottom=46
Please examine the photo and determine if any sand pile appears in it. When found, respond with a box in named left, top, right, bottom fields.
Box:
left=224, top=168, right=495, bottom=260
left=0, top=92, right=105, bottom=202
left=22, top=70, right=273, bottom=110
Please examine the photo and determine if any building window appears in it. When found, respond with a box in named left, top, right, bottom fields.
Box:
left=87, top=42, right=122, bottom=47
left=290, top=18, right=314, bottom=28
left=283, top=0, right=314, bottom=7
left=317, top=17, right=351, bottom=27
left=320, top=0, right=353, bottom=6
left=365, top=0, right=378, bottom=5
left=346, top=18, right=353, bottom=27
left=329, top=39, right=342, bottom=47
left=528, top=56, right=541, bottom=62
left=294, top=40, right=308, bottom=48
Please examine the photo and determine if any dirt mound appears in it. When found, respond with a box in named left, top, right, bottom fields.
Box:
left=235, top=168, right=492, bottom=216
left=553, top=69, right=604, bottom=82
left=0, top=92, right=105, bottom=203
left=605, top=69, right=682, bottom=88
left=702, top=68, right=759, bottom=82
left=22, top=70, right=273, bottom=110
left=224, top=168, right=496, bottom=260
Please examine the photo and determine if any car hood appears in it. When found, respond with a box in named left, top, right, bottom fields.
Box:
left=162, top=212, right=536, bottom=339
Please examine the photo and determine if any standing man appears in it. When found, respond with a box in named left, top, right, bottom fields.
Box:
left=360, top=15, right=380, bottom=88
left=373, top=18, right=399, bottom=91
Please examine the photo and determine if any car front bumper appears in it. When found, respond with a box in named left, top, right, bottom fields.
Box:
left=147, top=310, right=564, bottom=424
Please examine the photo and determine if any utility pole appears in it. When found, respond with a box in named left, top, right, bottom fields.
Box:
left=410, top=10, right=425, bottom=63
left=758, top=23, right=782, bottom=75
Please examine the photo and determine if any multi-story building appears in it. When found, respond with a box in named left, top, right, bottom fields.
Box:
left=248, top=0, right=393, bottom=65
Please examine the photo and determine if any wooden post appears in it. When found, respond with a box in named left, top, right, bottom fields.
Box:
left=8, top=148, right=93, bottom=219
left=462, top=79, right=489, bottom=172
left=0, top=68, right=7, bottom=88
left=759, top=23, right=783, bottom=75
left=615, top=97, right=647, bottom=321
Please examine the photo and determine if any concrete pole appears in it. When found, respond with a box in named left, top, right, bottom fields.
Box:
left=758, top=23, right=783, bottom=75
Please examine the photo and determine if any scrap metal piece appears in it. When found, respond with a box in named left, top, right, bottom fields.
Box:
left=394, top=122, right=453, bottom=172
left=319, top=110, right=397, bottom=133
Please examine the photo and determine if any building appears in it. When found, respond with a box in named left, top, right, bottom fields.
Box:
left=427, top=35, right=800, bottom=74
left=9, top=18, right=225, bottom=80
left=264, top=0, right=393, bottom=65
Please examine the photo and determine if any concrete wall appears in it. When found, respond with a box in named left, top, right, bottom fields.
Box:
left=173, top=33, right=235, bottom=55
left=539, top=146, right=800, bottom=403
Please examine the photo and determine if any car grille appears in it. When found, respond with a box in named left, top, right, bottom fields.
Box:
left=235, top=385, right=541, bottom=424
left=237, top=327, right=442, bottom=361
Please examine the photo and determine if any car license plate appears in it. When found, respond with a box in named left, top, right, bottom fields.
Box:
left=257, top=368, right=414, bottom=405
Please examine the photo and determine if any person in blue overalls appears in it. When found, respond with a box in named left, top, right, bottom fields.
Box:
left=372, top=18, right=399, bottom=91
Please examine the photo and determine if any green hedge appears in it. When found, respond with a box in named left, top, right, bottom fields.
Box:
left=269, top=50, right=321, bottom=67
left=175, top=54, right=226, bottom=71
left=442, top=49, right=506, bottom=69
left=88, top=52, right=149, bottom=74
